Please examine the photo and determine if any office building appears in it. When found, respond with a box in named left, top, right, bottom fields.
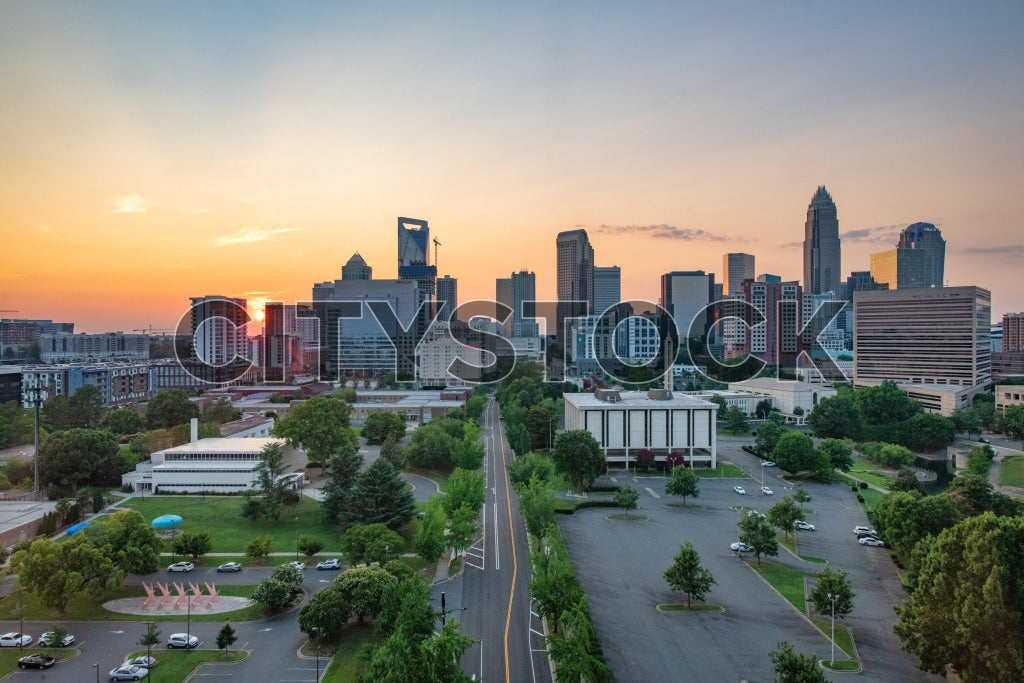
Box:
left=38, top=332, right=149, bottom=363
left=803, top=186, right=841, bottom=295
left=435, top=275, right=458, bottom=321
left=495, top=277, right=513, bottom=336
left=740, top=280, right=801, bottom=367
left=757, top=274, right=782, bottom=284
left=397, top=217, right=437, bottom=318
left=723, top=253, right=755, bottom=296
left=511, top=270, right=539, bottom=337
left=593, top=266, right=621, bottom=316
left=341, top=252, right=373, bottom=280
left=189, top=296, right=248, bottom=367
left=1004, top=313, right=1024, bottom=352
left=660, top=271, right=715, bottom=340
left=898, top=223, right=945, bottom=287
left=556, top=229, right=594, bottom=340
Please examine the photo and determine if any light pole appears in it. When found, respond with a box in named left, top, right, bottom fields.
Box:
left=92, top=662, right=99, bottom=683
left=827, top=592, right=837, bottom=665
left=295, top=516, right=300, bottom=562
left=186, top=593, right=192, bottom=645
left=18, top=588, right=23, bottom=649
left=25, top=382, right=47, bottom=497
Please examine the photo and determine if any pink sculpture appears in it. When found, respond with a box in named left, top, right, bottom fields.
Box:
left=141, top=582, right=156, bottom=609
left=204, top=581, right=220, bottom=607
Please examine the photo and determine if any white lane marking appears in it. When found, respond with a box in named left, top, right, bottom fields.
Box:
left=645, top=487, right=661, bottom=498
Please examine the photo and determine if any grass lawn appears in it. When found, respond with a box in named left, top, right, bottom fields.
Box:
left=698, top=463, right=745, bottom=478
left=810, top=617, right=856, bottom=658
left=123, top=648, right=247, bottom=680
left=318, top=622, right=379, bottom=682
left=999, top=455, right=1024, bottom=488
left=778, top=536, right=827, bottom=564
left=121, top=496, right=344, bottom=556
left=848, top=456, right=893, bottom=490
left=753, top=561, right=808, bottom=613
left=822, top=658, right=860, bottom=671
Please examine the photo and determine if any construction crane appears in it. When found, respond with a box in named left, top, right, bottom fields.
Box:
left=131, top=326, right=175, bottom=335
left=433, top=236, right=441, bottom=269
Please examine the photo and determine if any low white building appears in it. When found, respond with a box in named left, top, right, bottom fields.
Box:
left=564, top=389, right=717, bottom=469
left=728, top=378, right=837, bottom=423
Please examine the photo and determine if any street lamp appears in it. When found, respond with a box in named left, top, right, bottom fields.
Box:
left=827, top=592, right=837, bottom=665
left=92, top=662, right=99, bottom=683
left=24, top=381, right=47, bottom=497
left=187, top=593, right=192, bottom=645
left=295, top=516, right=300, bottom=561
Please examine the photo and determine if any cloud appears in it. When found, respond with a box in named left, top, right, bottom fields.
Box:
left=592, top=223, right=729, bottom=241
left=963, top=244, right=1024, bottom=257
left=213, top=227, right=300, bottom=247
left=110, top=193, right=148, bottom=214
left=841, top=223, right=907, bottom=244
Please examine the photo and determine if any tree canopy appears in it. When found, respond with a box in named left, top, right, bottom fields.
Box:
left=272, top=393, right=358, bottom=470
left=146, top=388, right=199, bottom=429
left=346, top=458, right=416, bottom=529
left=665, top=465, right=699, bottom=505
left=664, top=542, right=716, bottom=607
left=552, top=430, right=605, bottom=493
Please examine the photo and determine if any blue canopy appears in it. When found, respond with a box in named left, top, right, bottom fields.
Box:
left=151, top=514, right=183, bottom=529
left=66, top=522, right=90, bottom=536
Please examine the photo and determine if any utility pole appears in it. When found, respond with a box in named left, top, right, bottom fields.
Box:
left=439, top=591, right=466, bottom=626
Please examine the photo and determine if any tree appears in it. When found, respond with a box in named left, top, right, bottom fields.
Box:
left=415, top=498, right=446, bottom=563
left=146, top=388, right=199, bottom=429
left=298, top=587, right=352, bottom=640
left=446, top=504, right=479, bottom=557
left=766, top=496, right=803, bottom=541
left=241, top=441, right=294, bottom=522
left=334, top=565, right=397, bottom=622
left=245, top=535, right=273, bottom=563
left=346, top=458, right=416, bottom=529
left=894, top=513, right=1024, bottom=682
left=530, top=541, right=585, bottom=634
left=872, top=491, right=960, bottom=557
left=341, top=523, right=404, bottom=566
left=518, top=475, right=557, bottom=538
left=508, top=451, right=556, bottom=488
left=362, top=410, right=407, bottom=445
left=723, top=405, right=750, bottom=433
left=11, top=536, right=121, bottom=614
left=948, top=473, right=995, bottom=517
left=403, top=423, right=457, bottom=469
left=771, top=432, right=824, bottom=475
left=272, top=393, right=358, bottom=471
left=99, top=407, right=144, bottom=436
left=768, top=641, right=828, bottom=683
left=808, top=567, right=855, bottom=620
left=857, top=381, right=921, bottom=426
left=251, top=578, right=293, bottom=612
left=665, top=465, right=700, bottom=505
left=138, top=622, right=160, bottom=663
left=42, top=394, right=70, bottom=431
left=792, top=483, right=811, bottom=513
left=951, top=407, right=983, bottom=440
left=754, top=399, right=774, bottom=419
left=443, top=468, right=485, bottom=517
left=40, top=625, right=71, bottom=649
left=738, top=513, right=778, bottom=566
left=465, top=394, right=486, bottom=420
left=215, top=622, right=237, bottom=656
left=546, top=598, right=613, bottom=683
left=272, top=564, right=305, bottom=586
left=420, top=619, right=478, bottom=682
left=818, top=438, right=853, bottom=472
left=451, top=430, right=486, bottom=470
left=904, top=413, right=956, bottom=451
left=890, top=467, right=924, bottom=493
left=173, top=530, right=213, bottom=563
left=378, top=434, right=405, bottom=470
left=297, top=534, right=325, bottom=560
left=1004, top=404, right=1024, bottom=439
left=506, top=422, right=531, bottom=457
left=202, top=397, right=242, bottom=425
left=39, top=428, right=122, bottom=490
left=613, top=485, right=639, bottom=518
left=875, top=443, right=915, bottom=468
left=525, top=401, right=561, bottom=449
left=552, top=430, right=605, bottom=493
left=319, top=437, right=364, bottom=523
left=663, top=542, right=716, bottom=607
left=96, top=509, right=162, bottom=575
left=807, top=393, right=861, bottom=439
left=754, top=420, right=785, bottom=456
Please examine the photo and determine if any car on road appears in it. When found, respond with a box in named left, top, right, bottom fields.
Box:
left=859, top=536, right=885, bottom=547
left=793, top=520, right=815, bottom=531
left=0, top=633, right=33, bottom=647
left=126, top=655, right=158, bottom=669
left=17, top=653, right=55, bottom=670
left=733, top=485, right=746, bottom=495
left=216, top=562, right=242, bottom=573
left=730, top=542, right=753, bottom=553
left=316, top=558, right=341, bottom=571
left=853, top=526, right=877, bottom=536
left=37, top=631, right=75, bottom=647
left=166, top=633, right=199, bottom=649
left=979, top=437, right=990, bottom=444
left=760, top=486, right=774, bottom=495
left=287, top=560, right=306, bottom=570
left=110, top=664, right=149, bottom=680
left=761, top=461, right=776, bottom=467
left=167, top=561, right=195, bottom=572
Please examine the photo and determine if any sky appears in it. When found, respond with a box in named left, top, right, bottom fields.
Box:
left=2, top=1, right=1022, bottom=333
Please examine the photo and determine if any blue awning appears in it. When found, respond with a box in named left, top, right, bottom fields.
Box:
left=151, top=514, right=183, bottom=529
left=66, top=522, right=90, bottom=536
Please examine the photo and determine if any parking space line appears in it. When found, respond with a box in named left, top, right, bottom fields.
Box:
left=644, top=487, right=660, bottom=498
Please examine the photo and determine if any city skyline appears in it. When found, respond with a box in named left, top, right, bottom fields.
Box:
left=3, top=3, right=1023, bottom=332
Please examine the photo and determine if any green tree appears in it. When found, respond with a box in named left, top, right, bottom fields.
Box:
left=172, top=530, right=213, bottom=563
left=421, top=619, right=477, bottom=682
left=403, top=423, right=457, bottom=469
left=99, top=407, right=145, bottom=436
left=904, top=412, right=956, bottom=451
left=531, top=541, right=585, bottom=633
left=202, top=397, right=242, bottom=425
left=518, top=475, right=557, bottom=538
left=768, top=641, right=828, bottom=683
left=1004, top=404, right=1024, bottom=439
left=663, top=542, right=716, bottom=607
left=298, top=587, right=352, bottom=640
left=665, top=465, right=700, bottom=505
left=739, top=513, right=778, bottom=566
left=272, top=563, right=305, bottom=586
left=766, top=496, right=803, bottom=541
left=507, top=451, right=556, bottom=488
left=378, top=434, right=405, bottom=470
left=875, top=443, right=915, bottom=468
left=723, top=405, right=750, bottom=433
left=525, top=401, right=561, bottom=449
left=240, top=441, right=293, bottom=522
left=754, top=399, right=774, bottom=419
left=950, top=407, right=983, bottom=440
left=334, top=564, right=397, bottom=622
left=272, top=393, right=358, bottom=472
left=138, top=622, right=160, bottom=663
left=245, top=535, right=273, bottom=563
left=808, top=567, right=855, bottom=620
left=319, top=437, right=363, bottom=523
left=251, top=578, right=293, bottom=611
left=443, top=467, right=485, bottom=517
left=613, top=485, right=639, bottom=518
left=415, top=498, right=446, bottom=563
left=890, top=466, right=925, bottom=493
left=451, top=432, right=485, bottom=470
left=465, top=394, right=486, bottom=420
left=96, top=509, right=162, bottom=575
left=215, top=622, right=237, bottom=656
left=506, top=422, right=531, bottom=456
left=546, top=598, right=613, bottom=683
left=347, top=458, right=416, bottom=529
left=362, top=410, right=407, bottom=445
left=818, top=438, right=853, bottom=472
left=948, top=473, right=995, bottom=517
left=445, top=505, right=478, bottom=557
left=375, top=578, right=435, bottom=641
left=39, top=428, right=122, bottom=490
left=792, top=482, right=812, bottom=513
left=297, top=534, right=325, bottom=560
left=341, top=523, right=404, bottom=566
left=873, top=491, right=960, bottom=557
left=894, top=513, right=1024, bottom=682
left=11, top=536, right=121, bottom=614
left=552, top=430, right=605, bottom=493
left=857, top=381, right=921, bottom=426
left=771, top=432, right=824, bottom=475
left=807, top=393, right=861, bottom=439
left=42, top=394, right=70, bottom=431
left=754, top=420, right=785, bottom=456
left=146, top=388, right=199, bottom=429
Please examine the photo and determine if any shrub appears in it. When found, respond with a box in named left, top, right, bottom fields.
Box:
left=856, top=495, right=865, bottom=503
left=858, top=481, right=868, bottom=490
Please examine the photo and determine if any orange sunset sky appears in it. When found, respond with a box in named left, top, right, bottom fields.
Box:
left=2, top=2, right=1023, bottom=333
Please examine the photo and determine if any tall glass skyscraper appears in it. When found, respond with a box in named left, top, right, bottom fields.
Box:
left=897, top=222, right=945, bottom=288
left=556, top=229, right=594, bottom=340
left=803, top=186, right=841, bottom=295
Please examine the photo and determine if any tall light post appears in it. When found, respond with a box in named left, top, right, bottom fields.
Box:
left=92, top=662, right=99, bottom=683
left=295, top=516, right=300, bottom=562
left=186, top=593, right=192, bottom=646
left=18, top=588, right=23, bottom=649
left=827, top=592, right=837, bottom=665
left=25, top=382, right=47, bottom=497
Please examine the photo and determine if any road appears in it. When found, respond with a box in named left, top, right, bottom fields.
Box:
left=451, top=395, right=551, bottom=683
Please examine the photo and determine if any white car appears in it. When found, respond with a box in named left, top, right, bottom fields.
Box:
left=730, top=542, right=753, bottom=553
left=166, top=633, right=199, bottom=649
left=109, top=664, right=149, bottom=681
left=126, top=655, right=158, bottom=669
left=287, top=560, right=306, bottom=570
left=37, top=631, right=75, bottom=647
left=760, top=486, right=774, bottom=495
left=167, top=561, right=195, bottom=572
left=853, top=526, right=878, bottom=537
left=316, top=558, right=341, bottom=571
left=761, top=461, right=776, bottom=467
left=793, top=520, right=815, bottom=531
left=0, top=633, right=32, bottom=647
left=859, top=536, right=885, bottom=547
left=733, top=485, right=746, bottom=495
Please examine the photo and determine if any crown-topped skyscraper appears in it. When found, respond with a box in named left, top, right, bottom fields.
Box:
left=802, top=186, right=841, bottom=295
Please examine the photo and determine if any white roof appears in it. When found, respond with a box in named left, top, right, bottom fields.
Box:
left=564, top=392, right=714, bottom=409
left=154, top=437, right=283, bottom=456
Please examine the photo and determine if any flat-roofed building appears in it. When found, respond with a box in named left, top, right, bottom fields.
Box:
left=995, top=382, right=1024, bottom=412
left=728, top=377, right=837, bottom=422
left=564, top=389, right=717, bottom=469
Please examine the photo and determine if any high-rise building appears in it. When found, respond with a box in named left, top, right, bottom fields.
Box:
left=870, top=223, right=946, bottom=290
left=660, top=271, right=715, bottom=340
left=723, top=253, right=755, bottom=296
left=593, top=266, right=621, bottom=316
left=435, top=275, right=458, bottom=321
left=803, top=186, right=841, bottom=295
left=341, top=252, right=372, bottom=280
left=511, top=270, right=538, bottom=337
left=397, top=217, right=437, bottom=319
left=495, top=277, right=513, bottom=336
left=189, top=296, right=248, bottom=366
left=740, top=280, right=801, bottom=367
left=898, top=223, right=945, bottom=287
left=757, top=274, right=782, bottom=284
left=556, top=229, right=594, bottom=340
left=1004, top=313, right=1024, bottom=352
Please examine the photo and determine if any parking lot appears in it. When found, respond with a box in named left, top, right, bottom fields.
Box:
left=556, top=437, right=943, bottom=682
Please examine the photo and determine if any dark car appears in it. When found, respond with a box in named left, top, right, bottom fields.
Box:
left=18, top=653, right=55, bottom=670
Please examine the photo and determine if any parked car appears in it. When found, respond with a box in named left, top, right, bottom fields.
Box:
left=126, top=655, right=158, bottom=669
left=167, top=562, right=195, bottom=573
left=745, top=509, right=766, bottom=519
left=760, top=486, right=774, bottom=495
left=793, top=520, right=816, bottom=531
left=316, top=558, right=341, bottom=571
left=287, top=560, right=306, bottom=570
left=853, top=526, right=877, bottom=536
left=730, top=542, right=753, bottom=553
left=37, top=631, right=75, bottom=647
left=0, top=633, right=33, bottom=647
left=109, top=664, right=149, bottom=680
left=979, top=437, right=990, bottom=444
left=17, top=653, right=55, bottom=670
left=859, top=536, right=885, bottom=547
left=216, top=562, right=242, bottom=573
left=166, top=633, right=199, bottom=649
left=761, top=461, right=776, bottom=467
left=733, top=486, right=746, bottom=495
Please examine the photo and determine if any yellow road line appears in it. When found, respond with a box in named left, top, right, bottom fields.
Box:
left=500, top=404, right=517, bottom=683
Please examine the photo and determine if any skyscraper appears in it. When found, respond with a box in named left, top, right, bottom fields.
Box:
left=189, top=295, right=248, bottom=366
left=593, top=266, right=621, bottom=316
left=660, top=271, right=715, bottom=340
left=397, top=217, right=437, bottom=318
left=495, top=277, right=513, bottom=336
left=722, top=253, right=755, bottom=296
left=511, top=270, right=538, bottom=337
left=556, top=229, right=594, bottom=339
left=435, top=275, right=458, bottom=321
left=341, top=252, right=372, bottom=280
left=1004, top=312, right=1024, bottom=352
left=803, top=186, right=841, bottom=295
left=870, top=223, right=945, bottom=290
left=898, top=223, right=946, bottom=288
